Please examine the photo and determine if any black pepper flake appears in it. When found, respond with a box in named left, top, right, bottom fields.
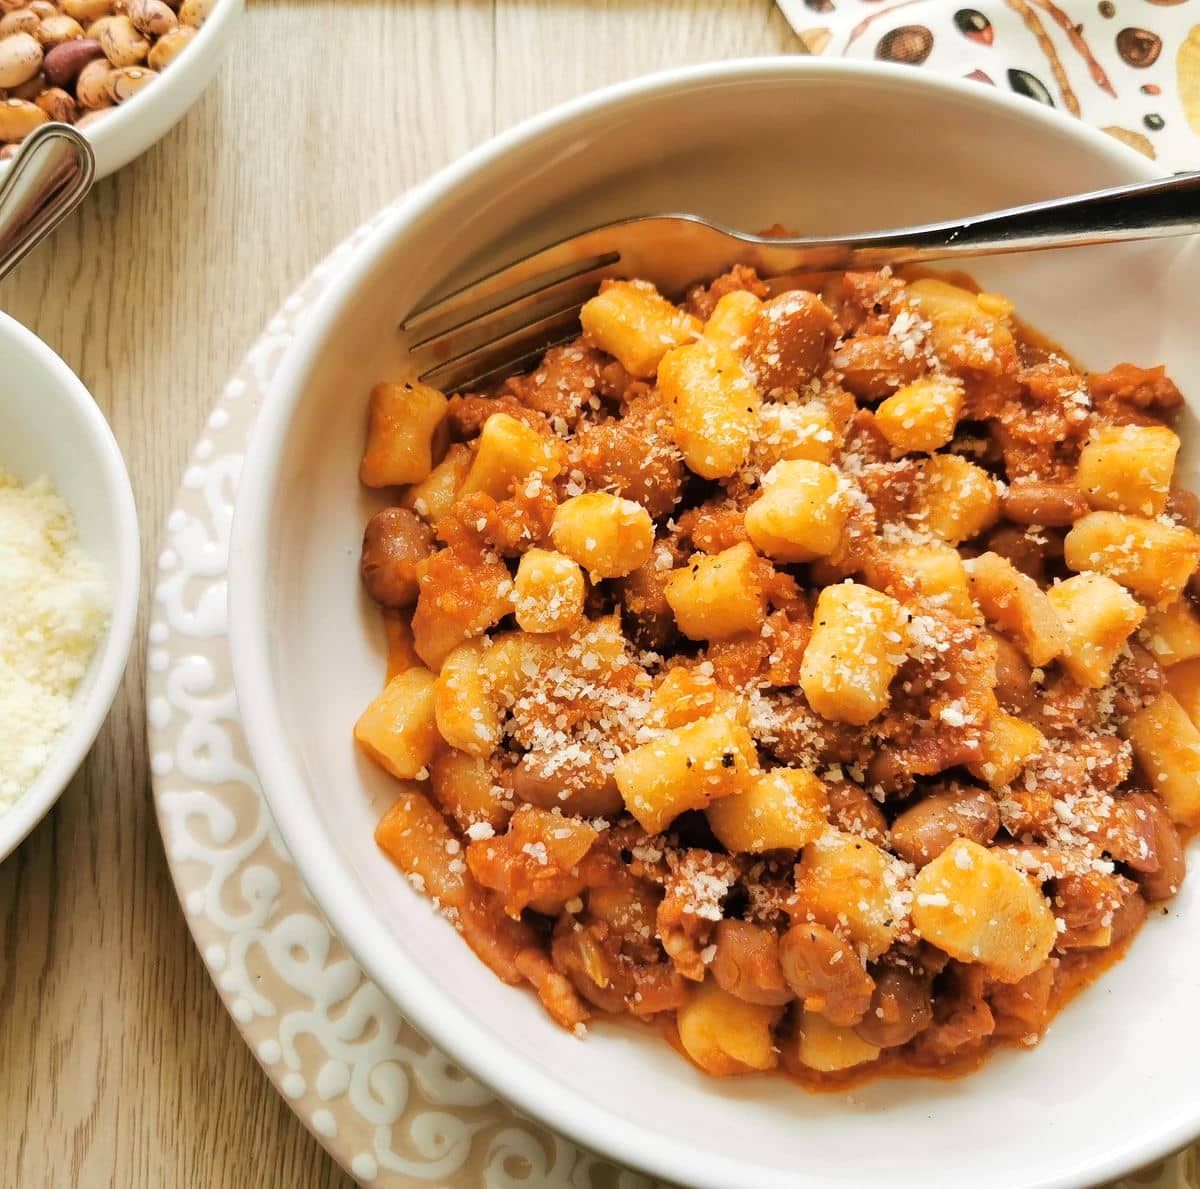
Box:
left=1098, top=0, right=1115, bottom=16
left=1144, top=112, right=1165, bottom=131
left=721, top=752, right=735, bottom=768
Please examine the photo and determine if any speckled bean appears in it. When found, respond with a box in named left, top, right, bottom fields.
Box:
left=34, top=82, right=73, bottom=120
left=93, top=14, right=147, bottom=66
left=129, top=0, right=175, bottom=36
left=177, top=0, right=213, bottom=27
left=0, top=94, right=47, bottom=138
left=0, top=30, right=43, bottom=87
left=35, top=13, right=85, bottom=45
left=72, top=52, right=110, bottom=106
left=106, top=62, right=154, bottom=102
left=61, top=0, right=111, bottom=20
left=0, top=8, right=40, bottom=37
left=146, top=20, right=191, bottom=68
left=8, top=67, right=44, bottom=97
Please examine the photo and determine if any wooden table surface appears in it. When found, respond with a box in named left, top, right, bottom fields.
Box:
left=0, top=2, right=801, bottom=1184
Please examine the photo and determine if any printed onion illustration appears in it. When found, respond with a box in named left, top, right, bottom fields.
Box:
left=1008, top=68, right=1054, bottom=105
left=875, top=25, right=935, bottom=65
left=1116, top=27, right=1162, bottom=68
left=954, top=9, right=994, bottom=45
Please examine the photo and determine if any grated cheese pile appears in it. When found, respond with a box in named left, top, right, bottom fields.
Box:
left=0, top=470, right=109, bottom=811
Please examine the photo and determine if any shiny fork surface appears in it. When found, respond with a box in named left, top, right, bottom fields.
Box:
left=401, top=170, right=1200, bottom=392
left=0, top=123, right=94, bottom=284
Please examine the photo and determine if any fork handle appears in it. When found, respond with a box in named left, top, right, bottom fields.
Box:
left=753, top=170, right=1200, bottom=272
left=0, top=123, right=94, bottom=284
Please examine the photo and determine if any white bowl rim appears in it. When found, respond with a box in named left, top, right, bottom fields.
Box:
left=229, top=56, right=1176, bottom=1189
left=0, top=310, right=140, bottom=862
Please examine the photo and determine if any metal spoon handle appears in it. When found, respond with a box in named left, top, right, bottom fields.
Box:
left=845, top=170, right=1200, bottom=259
left=0, top=123, right=94, bottom=284
left=748, top=170, right=1200, bottom=273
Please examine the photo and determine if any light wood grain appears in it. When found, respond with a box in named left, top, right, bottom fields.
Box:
left=0, top=2, right=799, bottom=1185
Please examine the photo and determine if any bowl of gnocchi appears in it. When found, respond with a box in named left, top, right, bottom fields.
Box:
left=228, top=58, right=1200, bottom=1189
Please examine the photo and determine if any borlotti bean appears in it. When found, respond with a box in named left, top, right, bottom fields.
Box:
left=0, top=0, right=219, bottom=156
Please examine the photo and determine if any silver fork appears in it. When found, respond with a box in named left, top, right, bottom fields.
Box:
left=401, top=170, right=1200, bottom=393
left=0, top=123, right=94, bottom=283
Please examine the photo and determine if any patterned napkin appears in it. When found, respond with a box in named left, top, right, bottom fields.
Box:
left=776, top=0, right=1200, bottom=170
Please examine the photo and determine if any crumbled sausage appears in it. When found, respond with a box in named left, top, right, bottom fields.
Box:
left=908, top=963, right=995, bottom=1063
left=568, top=395, right=684, bottom=519
left=683, top=264, right=769, bottom=321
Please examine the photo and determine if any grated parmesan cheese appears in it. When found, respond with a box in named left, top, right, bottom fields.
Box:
left=0, top=471, right=109, bottom=812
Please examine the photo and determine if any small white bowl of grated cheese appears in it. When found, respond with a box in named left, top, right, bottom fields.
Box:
left=0, top=311, right=138, bottom=862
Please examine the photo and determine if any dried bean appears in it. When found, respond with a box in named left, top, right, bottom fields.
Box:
left=34, top=81, right=73, bottom=120
left=146, top=20, right=190, bottom=68
left=107, top=62, right=154, bottom=101
left=178, top=0, right=213, bottom=26
left=129, top=0, right=175, bottom=35
left=0, top=94, right=46, bottom=138
left=61, top=0, right=111, bottom=20
left=94, top=14, right=147, bottom=66
left=8, top=67, right=44, bottom=97
left=72, top=53, right=110, bottom=106
left=35, top=13, right=84, bottom=45
left=0, top=9, right=40, bottom=37
left=42, top=35, right=103, bottom=87
left=0, top=31, right=43, bottom=87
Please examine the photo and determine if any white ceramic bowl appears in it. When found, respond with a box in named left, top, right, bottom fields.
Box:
left=3, top=0, right=242, bottom=180
left=229, top=59, right=1200, bottom=1189
left=0, top=312, right=139, bottom=860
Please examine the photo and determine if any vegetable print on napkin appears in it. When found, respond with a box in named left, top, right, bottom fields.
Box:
left=776, top=0, right=1200, bottom=171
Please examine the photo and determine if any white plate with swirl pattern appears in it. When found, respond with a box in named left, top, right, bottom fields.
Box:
left=149, top=66, right=1200, bottom=1187
left=147, top=216, right=1200, bottom=1188
left=147, top=212, right=658, bottom=1188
